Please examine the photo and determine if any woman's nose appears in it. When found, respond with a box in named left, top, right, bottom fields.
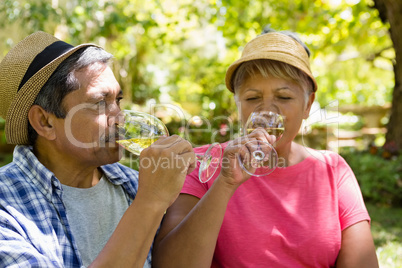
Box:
left=256, top=100, right=280, bottom=114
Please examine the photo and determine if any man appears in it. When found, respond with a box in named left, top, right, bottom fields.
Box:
left=0, top=31, right=195, bottom=267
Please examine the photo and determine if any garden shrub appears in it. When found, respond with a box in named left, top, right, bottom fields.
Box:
left=341, top=148, right=402, bottom=207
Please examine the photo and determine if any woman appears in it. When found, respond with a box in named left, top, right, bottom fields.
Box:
left=153, top=30, right=378, bottom=267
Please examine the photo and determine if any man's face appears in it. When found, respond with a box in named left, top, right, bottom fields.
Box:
left=52, top=63, right=124, bottom=166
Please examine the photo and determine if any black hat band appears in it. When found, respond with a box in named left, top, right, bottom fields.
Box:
left=18, top=41, right=74, bottom=91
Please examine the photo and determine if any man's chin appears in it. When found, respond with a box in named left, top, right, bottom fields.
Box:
left=100, top=143, right=124, bottom=161
left=106, top=142, right=123, bottom=152
left=102, top=151, right=123, bottom=166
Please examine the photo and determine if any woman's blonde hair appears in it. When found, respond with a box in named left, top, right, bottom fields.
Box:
left=232, top=59, right=314, bottom=104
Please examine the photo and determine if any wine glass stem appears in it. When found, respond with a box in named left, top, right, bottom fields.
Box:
left=195, top=154, right=203, bottom=163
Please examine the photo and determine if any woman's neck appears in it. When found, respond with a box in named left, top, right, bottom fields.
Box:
left=277, top=142, right=311, bottom=167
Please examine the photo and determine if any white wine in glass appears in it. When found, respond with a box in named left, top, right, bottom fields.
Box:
left=116, top=110, right=222, bottom=183
left=116, top=111, right=168, bottom=155
left=117, top=137, right=163, bottom=155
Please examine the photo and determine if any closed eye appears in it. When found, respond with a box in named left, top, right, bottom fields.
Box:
left=246, top=97, right=259, bottom=101
left=95, top=99, right=106, bottom=106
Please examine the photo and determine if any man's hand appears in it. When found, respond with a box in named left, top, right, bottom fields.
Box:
left=137, top=135, right=196, bottom=208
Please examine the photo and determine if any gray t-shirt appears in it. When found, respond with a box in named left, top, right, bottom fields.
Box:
left=62, top=176, right=129, bottom=267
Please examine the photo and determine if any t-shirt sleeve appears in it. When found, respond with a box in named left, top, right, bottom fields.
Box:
left=181, top=164, right=209, bottom=199
left=335, top=154, right=370, bottom=230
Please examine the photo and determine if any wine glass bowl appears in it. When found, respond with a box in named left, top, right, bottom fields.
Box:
left=238, top=111, right=285, bottom=176
left=244, top=111, right=285, bottom=140
left=116, top=110, right=169, bottom=155
left=116, top=110, right=222, bottom=183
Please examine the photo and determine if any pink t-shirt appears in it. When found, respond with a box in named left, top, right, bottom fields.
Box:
left=181, top=144, right=370, bottom=268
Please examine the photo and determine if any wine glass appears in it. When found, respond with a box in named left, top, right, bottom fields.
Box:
left=116, top=110, right=222, bottom=183
left=116, top=110, right=169, bottom=155
left=238, top=111, right=285, bottom=176
left=197, top=142, right=222, bottom=183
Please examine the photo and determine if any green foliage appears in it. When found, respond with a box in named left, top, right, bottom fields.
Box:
left=0, top=117, right=6, bottom=144
left=341, top=148, right=402, bottom=207
left=0, top=0, right=394, bottom=116
left=166, top=117, right=239, bottom=146
left=0, top=117, right=13, bottom=166
left=0, top=153, right=12, bottom=167
left=1, top=0, right=400, bottom=203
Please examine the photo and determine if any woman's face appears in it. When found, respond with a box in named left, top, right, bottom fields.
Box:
left=235, top=73, right=315, bottom=150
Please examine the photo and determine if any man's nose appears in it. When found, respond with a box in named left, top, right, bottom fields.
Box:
left=108, top=109, right=124, bottom=127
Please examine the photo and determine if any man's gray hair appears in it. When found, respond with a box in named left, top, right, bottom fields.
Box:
left=27, top=46, right=113, bottom=145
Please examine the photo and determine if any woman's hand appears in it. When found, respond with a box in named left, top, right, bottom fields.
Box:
left=218, top=128, right=276, bottom=188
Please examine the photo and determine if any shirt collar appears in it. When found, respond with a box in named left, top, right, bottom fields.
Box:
left=13, top=145, right=135, bottom=200
left=13, top=145, right=62, bottom=201
left=100, top=164, right=130, bottom=184
left=100, top=163, right=137, bottom=200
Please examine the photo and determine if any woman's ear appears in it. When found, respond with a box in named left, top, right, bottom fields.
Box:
left=28, top=105, right=57, bottom=141
left=303, top=92, right=315, bottom=119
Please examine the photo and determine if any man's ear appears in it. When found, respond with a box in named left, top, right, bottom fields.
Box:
left=28, top=105, right=57, bottom=141
left=303, top=92, right=316, bottom=119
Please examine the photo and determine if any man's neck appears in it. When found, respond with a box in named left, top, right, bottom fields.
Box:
left=33, top=142, right=102, bottom=188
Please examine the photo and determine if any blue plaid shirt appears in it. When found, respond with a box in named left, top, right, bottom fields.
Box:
left=0, top=145, right=152, bottom=267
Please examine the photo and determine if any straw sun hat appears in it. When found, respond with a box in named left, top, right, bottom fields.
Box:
left=0, top=31, right=99, bottom=145
left=225, top=32, right=317, bottom=93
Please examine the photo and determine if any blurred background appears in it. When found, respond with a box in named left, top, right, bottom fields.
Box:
left=0, top=0, right=401, bottom=266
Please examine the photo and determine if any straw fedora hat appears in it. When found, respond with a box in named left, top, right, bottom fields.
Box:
left=225, top=32, right=317, bottom=93
left=0, top=31, right=99, bottom=145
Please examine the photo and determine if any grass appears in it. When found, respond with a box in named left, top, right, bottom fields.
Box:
left=367, top=203, right=402, bottom=267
